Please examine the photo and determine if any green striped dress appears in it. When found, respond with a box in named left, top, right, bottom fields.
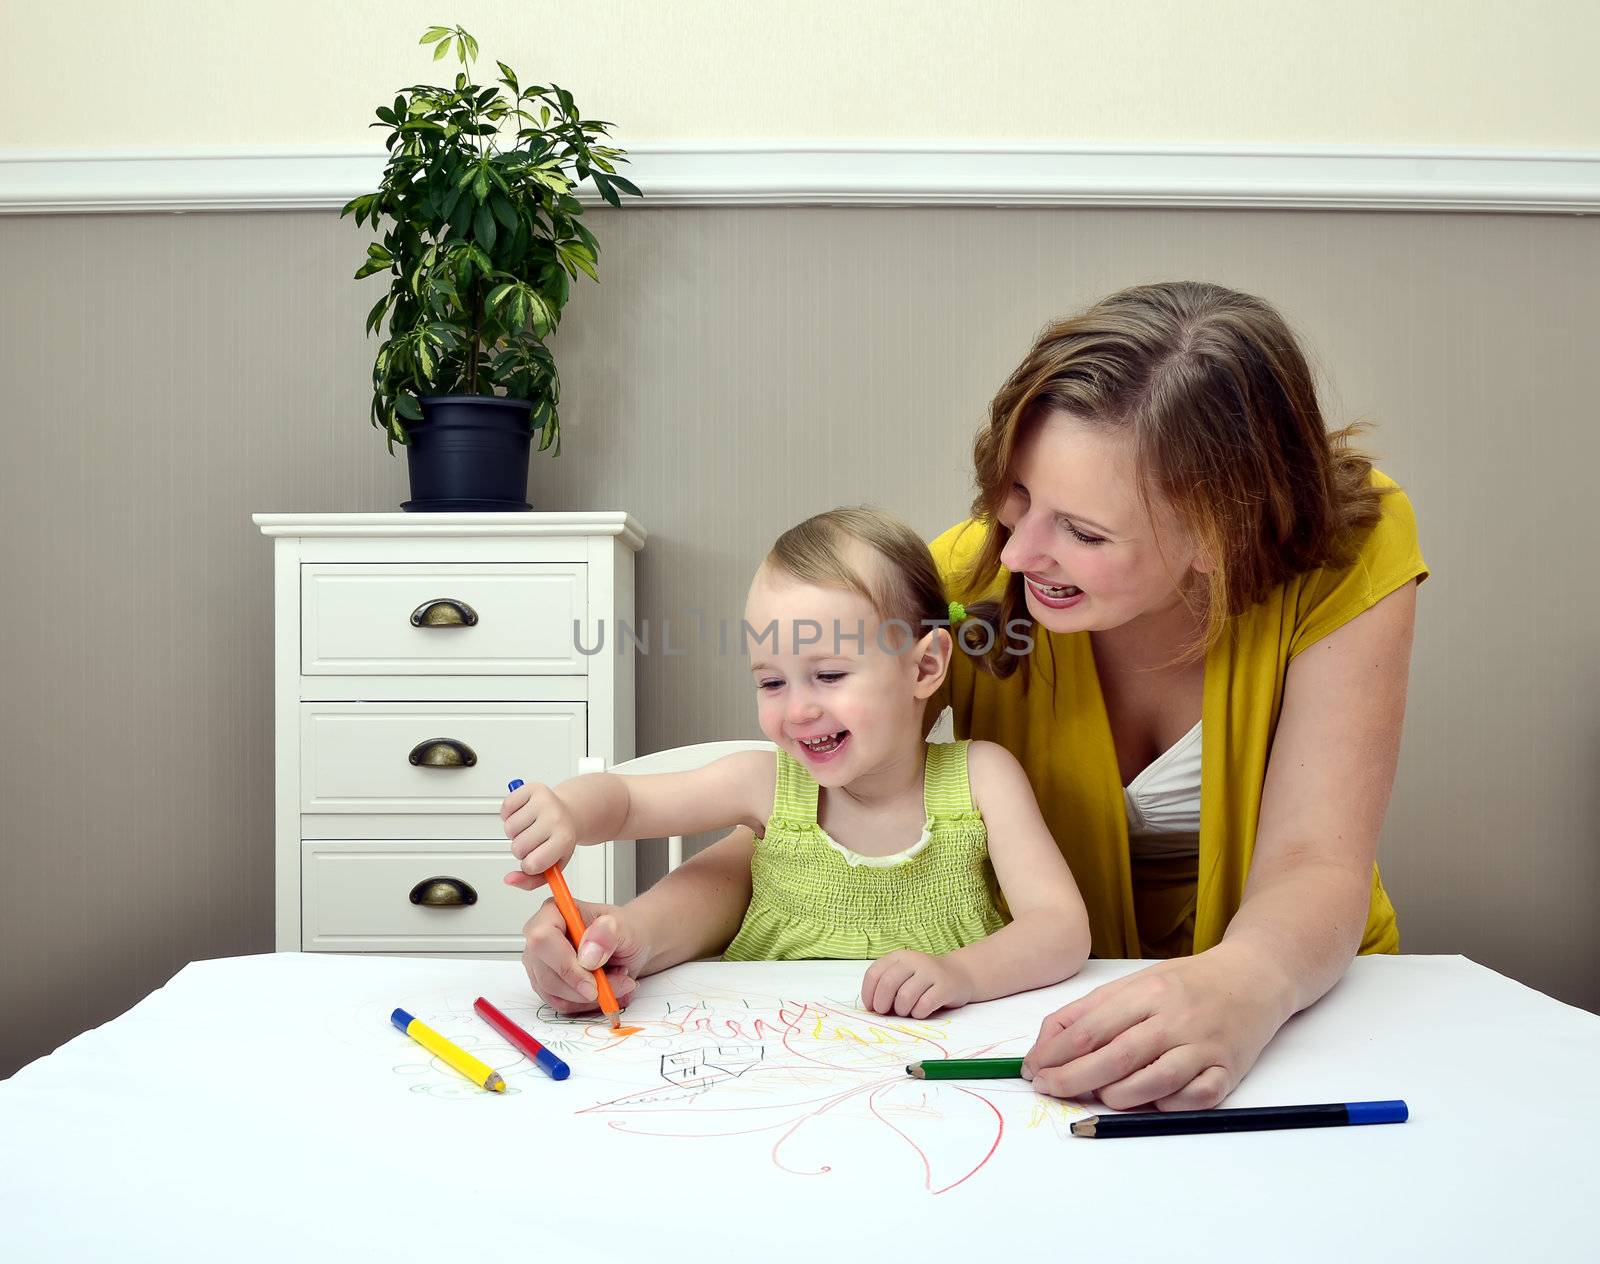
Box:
left=722, top=740, right=1007, bottom=960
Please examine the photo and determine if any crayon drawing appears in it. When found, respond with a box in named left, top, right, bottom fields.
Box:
left=351, top=968, right=1084, bottom=1192
left=523, top=972, right=1084, bottom=1195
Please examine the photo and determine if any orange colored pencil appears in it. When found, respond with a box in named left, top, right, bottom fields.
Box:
left=545, top=865, right=623, bottom=1028
left=508, top=779, right=623, bottom=1029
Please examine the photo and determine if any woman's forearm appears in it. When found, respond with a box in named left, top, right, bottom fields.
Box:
left=1221, top=852, right=1373, bottom=1020
left=628, top=829, right=756, bottom=975
left=948, top=909, right=1091, bottom=1003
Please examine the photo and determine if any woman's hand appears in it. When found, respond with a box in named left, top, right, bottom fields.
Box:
left=519, top=898, right=652, bottom=1016
left=862, top=950, right=975, bottom=1019
left=1021, top=944, right=1292, bottom=1110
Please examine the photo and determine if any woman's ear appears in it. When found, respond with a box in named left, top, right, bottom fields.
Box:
left=909, top=627, right=954, bottom=699
left=1185, top=524, right=1218, bottom=576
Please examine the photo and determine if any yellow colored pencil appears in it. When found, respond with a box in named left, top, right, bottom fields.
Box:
left=391, top=1008, right=506, bottom=1092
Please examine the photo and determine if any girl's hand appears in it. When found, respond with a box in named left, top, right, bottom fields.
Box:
left=861, top=950, right=975, bottom=1019
left=1021, top=945, right=1290, bottom=1110
left=502, top=781, right=581, bottom=886
left=519, top=898, right=651, bottom=1016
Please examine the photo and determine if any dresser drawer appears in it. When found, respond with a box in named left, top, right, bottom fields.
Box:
left=301, top=842, right=535, bottom=952
left=300, top=702, right=585, bottom=813
left=302, top=840, right=615, bottom=951
left=301, top=563, right=590, bottom=674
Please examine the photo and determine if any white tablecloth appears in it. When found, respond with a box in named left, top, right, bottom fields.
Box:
left=3, top=952, right=1597, bottom=1262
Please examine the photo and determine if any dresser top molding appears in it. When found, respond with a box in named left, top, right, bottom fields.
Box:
left=252, top=511, right=645, bottom=550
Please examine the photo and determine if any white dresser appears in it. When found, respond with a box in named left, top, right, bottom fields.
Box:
left=253, top=512, right=644, bottom=956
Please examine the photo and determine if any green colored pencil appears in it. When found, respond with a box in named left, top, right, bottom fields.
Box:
left=906, top=1057, right=1024, bottom=1080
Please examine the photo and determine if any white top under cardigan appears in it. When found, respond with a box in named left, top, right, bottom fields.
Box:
left=928, top=705, right=1202, bottom=862
left=1123, top=721, right=1203, bottom=862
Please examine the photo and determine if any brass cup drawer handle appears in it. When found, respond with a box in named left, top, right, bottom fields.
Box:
left=410, top=598, right=479, bottom=627
left=409, top=876, right=478, bottom=907
left=408, top=738, right=478, bottom=767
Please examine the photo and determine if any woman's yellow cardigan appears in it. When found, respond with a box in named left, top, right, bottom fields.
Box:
left=930, top=471, right=1428, bottom=959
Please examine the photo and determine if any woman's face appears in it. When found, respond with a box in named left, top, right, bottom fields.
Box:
left=996, top=411, right=1207, bottom=636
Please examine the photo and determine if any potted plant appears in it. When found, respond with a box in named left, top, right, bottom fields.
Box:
left=343, top=24, right=640, bottom=510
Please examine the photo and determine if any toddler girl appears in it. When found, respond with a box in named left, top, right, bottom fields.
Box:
left=503, top=507, right=1090, bottom=1018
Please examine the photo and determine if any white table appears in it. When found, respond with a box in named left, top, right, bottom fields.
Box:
left=3, top=953, right=1597, bottom=1262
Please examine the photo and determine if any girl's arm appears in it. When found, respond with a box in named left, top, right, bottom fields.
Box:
left=862, top=741, right=1091, bottom=1017
left=947, top=740, right=1092, bottom=997
left=504, top=750, right=773, bottom=886
left=1024, top=582, right=1418, bottom=1110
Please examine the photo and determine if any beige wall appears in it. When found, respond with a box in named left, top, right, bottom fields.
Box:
left=2, top=203, right=1598, bottom=1078
left=9, top=0, right=1600, bottom=149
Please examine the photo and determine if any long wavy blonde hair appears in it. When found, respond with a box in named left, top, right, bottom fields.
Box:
left=962, top=281, right=1386, bottom=678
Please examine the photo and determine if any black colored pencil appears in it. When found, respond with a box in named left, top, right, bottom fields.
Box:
left=1070, top=1099, right=1408, bottom=1138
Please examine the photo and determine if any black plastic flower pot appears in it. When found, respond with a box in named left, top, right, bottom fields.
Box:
left=401, top=395, right=534, bottom=511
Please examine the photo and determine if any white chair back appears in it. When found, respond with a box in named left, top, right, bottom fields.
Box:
left=577, top=740, right=775, bottom=872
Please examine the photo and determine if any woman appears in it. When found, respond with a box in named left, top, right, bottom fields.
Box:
left=518, top=281, right=1426, bottom=1113
left=931, top=280, right=1425, bottom=1110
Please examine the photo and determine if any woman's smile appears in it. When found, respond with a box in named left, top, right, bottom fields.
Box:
left=1024, top=574, right=1086, bottom=608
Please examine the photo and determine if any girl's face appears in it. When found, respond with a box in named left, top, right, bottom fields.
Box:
left=996, top=412, right=1208, bottom=636
left=745, top=565, right=946, bottom=789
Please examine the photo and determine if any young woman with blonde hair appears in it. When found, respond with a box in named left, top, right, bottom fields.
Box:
left=936, top=280, right=1426, bottom=1110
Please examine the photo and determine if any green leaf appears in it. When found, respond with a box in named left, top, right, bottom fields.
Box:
left=557, top=240, right=599, bottom=282
left=365, top=296, right=392, bottom=334
left=433, top=38, right=453, bottom=60
left=474, top=202, right=496, bottom=250
left=396, top=393, right=424, bottom=420
left=590, top=170, right=620, bottom=208
left=490, top=193, right=517, bottom=231
left=420, top=27, right=452, bottom=44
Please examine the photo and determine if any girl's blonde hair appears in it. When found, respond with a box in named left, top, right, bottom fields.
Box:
left=766, top=506, right=948, bottom=644
left=963, top=280, right=1387, bottom=677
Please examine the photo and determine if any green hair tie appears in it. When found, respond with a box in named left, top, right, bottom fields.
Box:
left=948, top=600, right=967, bottom=624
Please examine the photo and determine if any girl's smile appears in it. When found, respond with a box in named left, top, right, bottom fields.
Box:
left=794, top=729, right=851, bottom=764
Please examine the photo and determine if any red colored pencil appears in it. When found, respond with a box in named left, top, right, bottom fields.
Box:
left=473, top=997, right=571, bottom=1081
